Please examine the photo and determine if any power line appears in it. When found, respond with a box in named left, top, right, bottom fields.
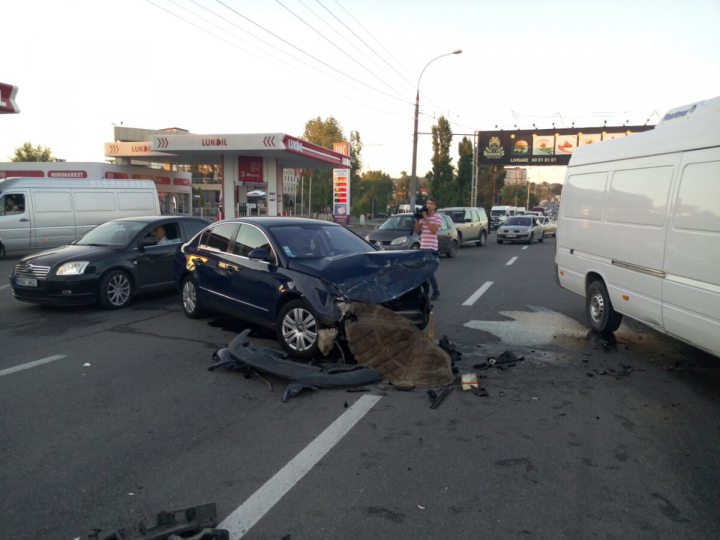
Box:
left=214, top=0, right=416, bottom=106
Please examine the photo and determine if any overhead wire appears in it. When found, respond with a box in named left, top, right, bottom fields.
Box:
left=145, top=0, right=408, bottom=119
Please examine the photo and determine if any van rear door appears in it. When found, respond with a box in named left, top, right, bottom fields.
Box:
left=663, top=149, right=720, bottom=356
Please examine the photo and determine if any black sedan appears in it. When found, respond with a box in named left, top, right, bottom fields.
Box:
left=174, top=218, right=437, bottom=359
left=10, top=216, right=210, bottom=308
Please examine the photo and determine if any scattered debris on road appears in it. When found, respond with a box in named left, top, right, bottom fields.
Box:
left=428, top=387, right=454, bottom=409
left=282, top=382, right=318, bottom=403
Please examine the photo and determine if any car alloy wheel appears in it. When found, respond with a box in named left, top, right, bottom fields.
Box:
left=280, top=303, right=319, bottom=357
left=107, top=274, right=131, bottom=306
left=476, top=231, right=487, bottom=247
left=183, top=280, right=196, bottom=313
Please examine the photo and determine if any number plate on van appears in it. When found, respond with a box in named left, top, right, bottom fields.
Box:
left=16, top=277, right=37, bottom=287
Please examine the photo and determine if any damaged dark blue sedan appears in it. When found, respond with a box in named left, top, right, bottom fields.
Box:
left=173, top=218, right=438, bottom=359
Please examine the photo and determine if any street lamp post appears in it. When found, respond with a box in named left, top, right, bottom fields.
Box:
left=409, top=49, right=462, bottom=212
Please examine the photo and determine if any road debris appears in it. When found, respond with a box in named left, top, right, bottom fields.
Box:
left=460, top=373, right=479, bottom=391
left=473, top=387, right=489, bottom=397
left=428, top=387, right=454, bottom=409
left=282, top=382, right=318, bottom=403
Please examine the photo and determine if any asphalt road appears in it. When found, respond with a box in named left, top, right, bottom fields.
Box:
left=1, top=235, right=719, bottom=540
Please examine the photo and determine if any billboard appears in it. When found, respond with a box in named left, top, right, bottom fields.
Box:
left=332, top=142, right=351, bottom=225
left=477, top=126, right=654, bottom=166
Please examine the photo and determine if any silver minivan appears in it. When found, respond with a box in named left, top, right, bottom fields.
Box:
left=0, top=177, right=160, bottom=256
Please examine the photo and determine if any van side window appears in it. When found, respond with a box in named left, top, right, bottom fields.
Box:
left=1, top=193, right=25, bottom=216
left=606, top=167, right=673, bottom=227
left=674, top=161, right=720, bottom=233
left=34, top=191, right=72, bottom=213
left=564, top=173, right=608, bottom=220
left=75, top=192, right=116, bottom=211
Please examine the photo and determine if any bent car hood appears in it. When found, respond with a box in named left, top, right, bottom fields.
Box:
left=288, top=250, right=439, bottom=304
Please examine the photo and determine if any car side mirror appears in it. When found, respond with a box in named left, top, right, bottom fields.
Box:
left=248, top=248, right=270, bottom=261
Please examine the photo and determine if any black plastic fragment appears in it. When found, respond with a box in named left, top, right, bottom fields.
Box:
left=473, top=387, right=489, bottom=397
left=346, top=388, right=370, bottom=393
left=428, top=387, right=453, bottom=409
left=282, top=382, right=318, bottom=403
left=438, top=335, right=462, bottom=364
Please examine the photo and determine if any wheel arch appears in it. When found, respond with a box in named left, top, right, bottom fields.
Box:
left=98, top=265, right=139, bottom=295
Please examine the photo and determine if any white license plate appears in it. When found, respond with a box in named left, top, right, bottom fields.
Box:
left=506, top=234, right=516, bottom=238
left=16, top=277, right=38, bottom=287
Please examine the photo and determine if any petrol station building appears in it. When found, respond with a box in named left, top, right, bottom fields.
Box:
left=106, top=127, right=351, bottom=220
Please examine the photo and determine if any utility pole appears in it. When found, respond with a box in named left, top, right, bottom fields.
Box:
left=471, top=131, right=478, bottom=207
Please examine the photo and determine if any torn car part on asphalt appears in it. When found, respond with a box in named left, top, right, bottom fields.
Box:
left=211, top=330, right=381, bottom=389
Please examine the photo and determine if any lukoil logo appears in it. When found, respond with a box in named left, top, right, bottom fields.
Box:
left=202, top=138, right=228, bottom=147
left=132, top=145, right=150, bottom=152
left=287, top=139, right=304, bottom=153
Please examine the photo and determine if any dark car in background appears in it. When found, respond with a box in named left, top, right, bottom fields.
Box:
left=174, top=218, right=436, bottom=359
left=437, top=207, right=489, bottom=247
left=365, top=213, right=459, bottom=257
left=10, top=216, right=210, bottom=308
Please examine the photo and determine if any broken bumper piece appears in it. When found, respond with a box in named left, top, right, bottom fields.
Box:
left=211, top=330, right=381, bottom=388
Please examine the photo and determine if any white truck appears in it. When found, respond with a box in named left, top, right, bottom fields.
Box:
left=555, top=96, right=720, bottom=357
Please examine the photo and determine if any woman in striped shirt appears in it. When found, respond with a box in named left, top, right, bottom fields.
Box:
left=413, top=197, right=442, bottom=300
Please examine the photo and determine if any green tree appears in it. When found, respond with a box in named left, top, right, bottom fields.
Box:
left=455, top=137, right=473, bottom=206
left=355, top=170, right=394, bottom=216
left=10, top=142, right=55, bottom=162
left=350, top=130, right=363, bottom=212
left=428, top=116, right=455, bottom=205
left=301, top=116, right=345, bottom=215
left=476, top=165, right=506, bottom=213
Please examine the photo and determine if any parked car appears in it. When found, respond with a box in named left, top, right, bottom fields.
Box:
left=497, top=216, right=544, bottom=244
left=556, top=94, right=720, bottom=357
left=10, top=216, right=210, bottom=308
left=365, top=213, right=460, bottom=258
left=174, top=218, right=435, bottom=359
left=437, top=207, right=489, bottom=246
left=0, top=177, right=161, bottom=256
left=539, top=216, right=557, bottom=237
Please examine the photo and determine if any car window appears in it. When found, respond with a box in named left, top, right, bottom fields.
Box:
left=200, top=223, right=237, bottom=253
left=439, top=216, right=450, bottom=231
left=74, top=220, right=146, bottom=247
left=478, top=208, right=487, bottom=220
left=144, top=222, right=182, bottom=245
left=438, top=210, right=465, bottom=224
left=272, top=224, right=372, bottom=259
left=506, top=217, right=532, bottom=226
left=471, top=209, right=481, bottom=222
left=0, top=193, right=26, bottom=216
left=233, top=224, right=275, bottom=261
left=379, top=215, right=415, bottom=230
left=182, top=219, right=209, bottom=240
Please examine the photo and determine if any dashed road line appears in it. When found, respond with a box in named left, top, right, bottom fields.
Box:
left=219, top=394, right=382, bottom=538
left=0, top=355, right=67, bottom=378
left=463, top=281, right=494, bottom=306
left=506, top=257, right=518, bottom=266
left=522, top=246, right=528, bottom=250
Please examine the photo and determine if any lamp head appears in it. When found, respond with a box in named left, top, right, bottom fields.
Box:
left=452, top=49, right=462, bottom=54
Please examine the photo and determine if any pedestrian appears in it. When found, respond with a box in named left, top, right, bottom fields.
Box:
left=413, top=196, right=442, bottom=300
left=216, top=205, right=224, bottom=222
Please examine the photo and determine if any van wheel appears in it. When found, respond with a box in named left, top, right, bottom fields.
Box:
left=181, top=275, right=206, bottom=319
left=538, top=232, right=544, bottom=243
left=476, top=231, right=487, bottom=247
left=586, top=281, right=623, bottom=333
left=98, top=270, right=133, bottom=310
left=276, top=299, right=320, bottom=359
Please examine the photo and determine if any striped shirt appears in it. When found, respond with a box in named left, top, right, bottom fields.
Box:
left=419, top=213, right=442, bottom=250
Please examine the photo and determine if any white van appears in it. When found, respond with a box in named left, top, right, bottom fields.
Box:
left=490, top=205, right=516, bottom=230
left=555, top=96, right=720, bottom=357
left=0, top=177, right=160, bottom=255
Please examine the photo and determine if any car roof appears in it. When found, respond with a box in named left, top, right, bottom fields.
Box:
left=111, top=216, right=208, bottom=224
left=221, top=217, right=343, bottom=228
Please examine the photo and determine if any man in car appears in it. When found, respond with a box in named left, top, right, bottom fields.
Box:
left=4, top=196, right=20, bottom=214
left=152, top=225, right=172, bottom=245
left=413, top=197, right=442, bottom=300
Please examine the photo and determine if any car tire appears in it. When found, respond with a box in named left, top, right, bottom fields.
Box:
left=276, top=299, right=320, bottom=359
left=586, top=280, right=623, bottom=333
left=497, top=239, right=504, bottom=244
left=527, top=233, right=534, bottom=245
left=98, top=270, right=133, bottom=310
left=538, top=232, right=544, bottom=243
left=0, top=243, right=5, bottom=259
left=181, top=275, right=206, bottom=319
left=457, top=232, right=463, bottom=245
left=410, top=243, right=420, bottom=250
left=446, top=240, right=458, bottom=258
left=553, top=232, right=557, bottom=237
left=476, top=230, right=487, bottom=247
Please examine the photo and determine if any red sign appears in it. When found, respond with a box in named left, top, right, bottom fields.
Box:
left=48, top=170, right=88, bottom=178
left=132, top=174, right=170, bottom=184
left=173, top=178, right=190, bottom=186
left=0, top=83, right=19, bottom=114
left=238, top=156, right=263, bottom=183
left=0, top=170, right=44, bottom=178
left=333, top=141, right=350, bottom=156
left=105, top=172, right=129, bottom=179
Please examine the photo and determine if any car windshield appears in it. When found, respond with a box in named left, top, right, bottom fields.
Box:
left=506, top=217, right=532, bottom=226
left=271, top=225, right=373, bottom=259
left=438, top=210, right=465, bottom=223
left=379, top=215, right=416, bottom=231
left=491, top=209, right=507, bottom=217
left=73, top=221, right=147, bottom=247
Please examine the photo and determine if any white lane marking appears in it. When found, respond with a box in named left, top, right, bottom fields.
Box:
left=522, top=246, right=528, bottom=250
left=463, top=281, right=493, bottom=306
left=219, top=394, right=382, bottom=538
left=0, top=284, right=10, bottom=291
left=0, top=355, right=67, bottom=378
left=506, top=257, right=518, bottom=266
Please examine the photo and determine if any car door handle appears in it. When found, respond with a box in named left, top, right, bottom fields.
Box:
left=19, top=218, right=29, bottom=222
left=226, top=265, right=239, bottom=273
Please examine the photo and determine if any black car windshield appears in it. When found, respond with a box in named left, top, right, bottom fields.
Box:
left=438, top=210, right=465, bottom=223
left=379, top=215, right=416, bottom=231
left=491, top=210, right=507, bottom=217
left=73, top=221, right=147, bottom=247
left=272, top=225, right=372, bottom=259
left=506, top=217, right=532, bottom=226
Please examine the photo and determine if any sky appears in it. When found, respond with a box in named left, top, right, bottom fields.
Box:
left=1, top=0, right=719, bottom=186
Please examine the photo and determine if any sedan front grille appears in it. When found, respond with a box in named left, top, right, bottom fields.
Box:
left=15, top=263, right=51, bottom=278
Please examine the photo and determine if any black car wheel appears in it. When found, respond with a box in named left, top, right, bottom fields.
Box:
left=527, top=233, right=534, bottom=245
left=446, top=240, right=458, bottom=258
left=538, top=231, right=544, bottom=243
left=277, top=299, right=320, bottom=359
left=181, top=275, right=206, bottom=319
left=476, top=230, right=487, bottom=247
left=497, top=239, right=504, bottom=244
left=586, top=280, right=623, bottom=333
left=98, top=270, right=133, bottom=310
left=410, top=243, right=420, bottom=250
